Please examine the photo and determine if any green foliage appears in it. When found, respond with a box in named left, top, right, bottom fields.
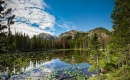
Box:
left=0, top=50, right=90, bottom=79
left=115, top=65, right=130, bottom=80
left=89, top=33, right=100, bottom=51
left=88, top=33, right=102, bottom=80
left=109, top=0, right=130, bottom=69
left=1, top=0, right=129, bottom=79
left=88, top=27, right=111, bottom=49
left=88, top=65, right=96, bottom=72
left=88, top=0, right=130, bottom=80
left=0, top=0, right=15, bottom=53
left=89, top=27, right=111, bottom=35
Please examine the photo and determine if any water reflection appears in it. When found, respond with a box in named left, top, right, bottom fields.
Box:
left=0, top=50, right=95, bottom=80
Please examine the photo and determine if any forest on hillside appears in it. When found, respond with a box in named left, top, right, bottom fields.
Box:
left=0, top=0, right=130, bottom=80
left=0, top=27, right=111, bottom=52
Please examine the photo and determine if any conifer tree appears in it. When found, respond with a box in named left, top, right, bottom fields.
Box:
left=88, top=33, right=101, bottom=79
left=111, top=0, right=130, bottom=67
left=0, top=0, right=15, bottom=52
left=102, top=0, right=130, bottom=79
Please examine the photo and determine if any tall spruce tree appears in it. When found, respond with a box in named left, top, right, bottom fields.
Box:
left=111, top=0, right=130, bottom=67
left=0, top=0, right=15, bottom=52
left=102, top=0, right=130, bottom=79
left=88, top=33, right=101, bottom=79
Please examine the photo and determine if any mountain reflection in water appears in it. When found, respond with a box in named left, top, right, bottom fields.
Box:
left=0, top=50, right=96, bottom=80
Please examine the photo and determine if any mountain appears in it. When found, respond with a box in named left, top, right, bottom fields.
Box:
left=88, top=27, right=111, bottom=48
left=87, top=27, right=111, bottom=42
left=37, top=33, right=57, bottom=40
left=58, top=27, right=111, bottom=39
left=59, top=30, right=88, bottom=39
left=88, top=27, right=110, bottom=37
left=37, top=27, right=111, bottom=42
left=58, top=27, right=111, bottom=48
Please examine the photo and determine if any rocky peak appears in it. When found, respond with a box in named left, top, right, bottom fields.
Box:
left=37, top=33, right=57, bottom=40
left=59, top=30, right=78, bottom=39
left=58, top=30, right=88, bottom=39
left=88, top=27, right=110, bottom=38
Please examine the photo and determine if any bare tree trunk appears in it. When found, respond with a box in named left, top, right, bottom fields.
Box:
left=96, top=54, right=100, bottom=80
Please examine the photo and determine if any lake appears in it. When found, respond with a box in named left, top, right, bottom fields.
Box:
left=0, top=50, right=96, bottom=80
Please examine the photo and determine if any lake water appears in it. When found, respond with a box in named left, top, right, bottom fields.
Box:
left=0, top=50, right=96, bottom=80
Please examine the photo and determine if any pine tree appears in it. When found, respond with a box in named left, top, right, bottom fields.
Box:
left=101, top=0, right=130, bottom=79
left=88, top=33, right=101, bottom=79
left=0, top=0, right=15, bottom=52
left=111, top=0, right=130, bottom=67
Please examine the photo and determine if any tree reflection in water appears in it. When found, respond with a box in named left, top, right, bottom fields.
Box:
left=0, top=50, right=96, bottom=80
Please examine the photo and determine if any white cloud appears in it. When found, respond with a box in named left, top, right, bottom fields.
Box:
left=57, top=20, right=76, bottom=31
left=5, top=0, right=55, bottom=36
left=11, top=22, right=53, bottom=37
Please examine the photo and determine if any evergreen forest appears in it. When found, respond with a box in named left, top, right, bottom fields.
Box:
left=0, top=0, right=130, bottom=80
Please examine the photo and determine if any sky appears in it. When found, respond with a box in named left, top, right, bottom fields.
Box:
left=5, top=0, right=115, bottom=36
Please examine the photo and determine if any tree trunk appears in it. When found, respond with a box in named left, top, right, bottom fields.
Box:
left=96, top=55, right=100, bottom=79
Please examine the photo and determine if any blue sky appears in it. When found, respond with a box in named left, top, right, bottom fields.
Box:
left=44, top=0, right=115, bottom=36
left=7, top=0, right=115, bottom=36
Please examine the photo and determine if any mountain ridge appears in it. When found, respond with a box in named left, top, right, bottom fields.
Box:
left=37, top=33, right=57, bottom=40
left=37, top=27, right=111, bottom=40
